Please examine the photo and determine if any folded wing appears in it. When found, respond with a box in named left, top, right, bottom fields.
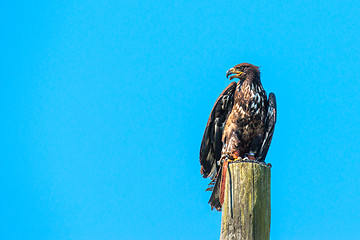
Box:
left=258, top=92, right=277, bottom=161
left=199, top=82, right=237, bottom=178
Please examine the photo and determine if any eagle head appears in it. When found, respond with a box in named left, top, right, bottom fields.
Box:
left=226, top=63, right=260, bottom=80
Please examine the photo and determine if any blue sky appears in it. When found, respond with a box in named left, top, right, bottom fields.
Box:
left=1, top=1, right=360, bottom=239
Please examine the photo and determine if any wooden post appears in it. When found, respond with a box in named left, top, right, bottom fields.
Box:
left=220, top=162, right=271, bottom=240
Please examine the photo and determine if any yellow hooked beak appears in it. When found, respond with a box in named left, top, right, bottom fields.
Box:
left=226, top=68, right=244, bottom=80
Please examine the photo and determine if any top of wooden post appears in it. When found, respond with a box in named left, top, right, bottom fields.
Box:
left=220, top=161, right=271, bottom=240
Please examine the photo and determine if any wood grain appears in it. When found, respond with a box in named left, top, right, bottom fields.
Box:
left=220, top=162, right=271, bottom=240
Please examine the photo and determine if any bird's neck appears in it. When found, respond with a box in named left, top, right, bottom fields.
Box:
left=238, top=72, right=263, bottom=96
left=245, top=71, right=260, bottom=84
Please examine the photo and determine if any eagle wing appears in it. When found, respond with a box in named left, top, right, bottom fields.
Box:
left=258, top=92, right=277, bottom=161
left=199, top=82, right=237, bottom=178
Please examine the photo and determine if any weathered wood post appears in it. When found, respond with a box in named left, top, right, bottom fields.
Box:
left=220, top=162, right=271, bottom=240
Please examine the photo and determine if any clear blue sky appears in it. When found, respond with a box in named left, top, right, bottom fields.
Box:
left=1, top=1, right=360, bottom=239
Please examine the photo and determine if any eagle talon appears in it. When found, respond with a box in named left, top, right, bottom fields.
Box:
left=220, top=155, right=242, bottom=163
left=245, top=153, right=256, bottom=161
left=241, top=156, right=261, bottom=164
left=230, top=157, right=242, bottom=162
left=220, top=153, right=235, bottom=164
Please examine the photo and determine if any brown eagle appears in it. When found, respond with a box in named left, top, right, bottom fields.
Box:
left=199, top=63, right=277, bottom=210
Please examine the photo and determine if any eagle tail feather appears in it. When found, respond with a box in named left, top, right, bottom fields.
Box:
left=208, top=164, right=224, bottom=211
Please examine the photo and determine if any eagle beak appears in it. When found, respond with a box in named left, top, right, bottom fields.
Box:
left=226, top=68, right=243, bottom=80
left=226, top=69, right=234, bottom=79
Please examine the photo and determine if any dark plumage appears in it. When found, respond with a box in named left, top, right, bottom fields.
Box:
left=200, top=63, right=277, bottom=210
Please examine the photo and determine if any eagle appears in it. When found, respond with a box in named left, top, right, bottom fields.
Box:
left=199, top=63, right=277, bottom=211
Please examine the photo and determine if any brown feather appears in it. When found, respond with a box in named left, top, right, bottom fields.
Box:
left=200, top=63, right=277, bottom=211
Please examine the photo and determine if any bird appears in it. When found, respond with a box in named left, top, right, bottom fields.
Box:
left=199, top=63, right=277, bottom=211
